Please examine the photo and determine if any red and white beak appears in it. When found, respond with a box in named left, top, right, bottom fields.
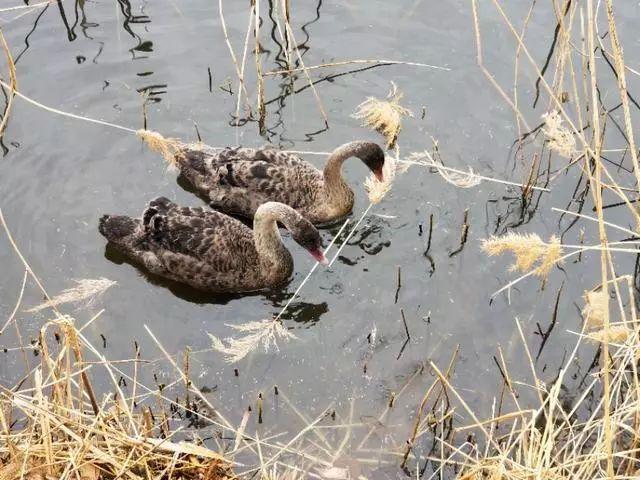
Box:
left=374, top=168, right=384, bottom=182
left=309, top=248, right=329, bottom=266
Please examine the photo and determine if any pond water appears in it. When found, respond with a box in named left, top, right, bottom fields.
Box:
left=2, top=0, right=639, bottom=477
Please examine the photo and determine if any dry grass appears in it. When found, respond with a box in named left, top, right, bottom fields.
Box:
left=0, top=318, right=235, bottom=480
left=445, top=0, right=640, bottom=478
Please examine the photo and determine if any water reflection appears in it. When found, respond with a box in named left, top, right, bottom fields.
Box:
left=56, top=0, right=78, bottom=41
left=229, top=0, right=331, bottom=142
left=104, top=243, right=328, bottom=324
left=14, top=3, right=49, bottom=64
left=326, top=216, right=392, bottom=266
left=117, top=0, right=151, bottom=43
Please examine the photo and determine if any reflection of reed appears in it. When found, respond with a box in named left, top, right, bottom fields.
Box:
left=225, top=0, right=329, bottom=141
left=55, top=0, right=78, bottom=41
left=117, top=0, right=150, bottom=40
left=13, top=3, right=49, bottom=64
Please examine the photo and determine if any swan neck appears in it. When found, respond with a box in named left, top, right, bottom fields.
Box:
left=323, top=143, right=355, bottom=196
left=253, top=205, right=293, bottom=278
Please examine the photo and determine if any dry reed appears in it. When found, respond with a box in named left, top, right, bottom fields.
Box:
left=26, top=278, right=116, bottom=313
left=542, top=110, right=575, bottom=158
left=482, top=232, right=563, bottom=278
left=364, top=149, right=397, bottom=204
left=136, top=129, right=184, bottom=169
left=582, top=289, right=607, bottom=329
left=353, top=82, right=412, bottom=149
left=0, top=318, right=235, bottom=480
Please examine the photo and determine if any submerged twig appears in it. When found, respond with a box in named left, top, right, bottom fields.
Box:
left=449, top=209, right=470, bottom=257
left=396, top=309, right=411, bottom=360
left=394, top=266, right=402, bottom=304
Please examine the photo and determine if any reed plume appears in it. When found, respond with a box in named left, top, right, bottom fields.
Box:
left=542, top=110, right=575, bottom=158
left=353, top=82, right=412, bottom=149
left=209, top=319, right=297, bottom=363
left=136, top=129, right=184, bottom=169
left=365, top=150, right=397, bottom=203
left=26, top=277, right=116, bottom=312
left=482, top=232, right=563, bottom=278
left=582, top=289, right=607, bottom=329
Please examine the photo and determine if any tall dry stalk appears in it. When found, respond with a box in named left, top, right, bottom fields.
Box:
left=586, top=0, right=613, bottom=473
left=0, top=28, right=17, bottom=137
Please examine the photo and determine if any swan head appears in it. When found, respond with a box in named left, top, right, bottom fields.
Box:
left=256, top=202, right=329, bottom=266
left=291, top=219, right=328, bottom=265
left=355, top=142, right=386, bottom=182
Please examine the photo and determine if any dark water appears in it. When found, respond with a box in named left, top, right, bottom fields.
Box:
left=2, top=0, right=639, bottom=476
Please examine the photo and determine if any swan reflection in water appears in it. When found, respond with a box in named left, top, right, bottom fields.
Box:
left=104, top=243, right=328, bottom=326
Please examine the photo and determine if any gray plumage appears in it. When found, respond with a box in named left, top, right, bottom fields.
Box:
left=99, top=197, right=325, bottom=293
left=173, top=141, right=386, bottom=226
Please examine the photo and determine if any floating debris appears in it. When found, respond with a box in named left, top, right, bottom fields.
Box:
left=406, top=150, right=483, bottom=189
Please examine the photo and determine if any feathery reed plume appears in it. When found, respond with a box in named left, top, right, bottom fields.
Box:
left=209, top=319, right=297, bottom=363
left=353, top=82, right=412, bottom=149
left=365, top=150, right=397, bottom=203
left=407, top=150, right=482, bottom=188
left=587, top=325, right=632, bottom=344
left=541, top=110, right=575, bottom=158
left=26, top=277, right=116, bottom=312
left=582, top=289, right=607, bottom=329
left=136, top=129, right=184, bottom=169
left=482, top=232, right=563, bottom=278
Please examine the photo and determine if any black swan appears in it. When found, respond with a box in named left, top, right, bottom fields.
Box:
left=99, top=197, right=327, bottom=293
left=172, top=141, right=385, bottom=226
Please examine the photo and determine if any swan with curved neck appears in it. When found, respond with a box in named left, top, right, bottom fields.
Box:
left=172, top=140, right=386, bottom=226
left=99, top=197, right=326, bottom=293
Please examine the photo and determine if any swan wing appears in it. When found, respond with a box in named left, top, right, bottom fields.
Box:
left=145, top=206, right=257, bottom=272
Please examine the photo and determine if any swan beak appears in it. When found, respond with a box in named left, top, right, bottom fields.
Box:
left=309, top=248, right=329, bottom=266
left=374, top=169, right=384, bottom=182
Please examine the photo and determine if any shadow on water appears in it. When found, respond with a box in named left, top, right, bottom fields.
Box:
left=104, top=243, right=328, bottom=324
left=323, top=215, right=392, bottom=265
